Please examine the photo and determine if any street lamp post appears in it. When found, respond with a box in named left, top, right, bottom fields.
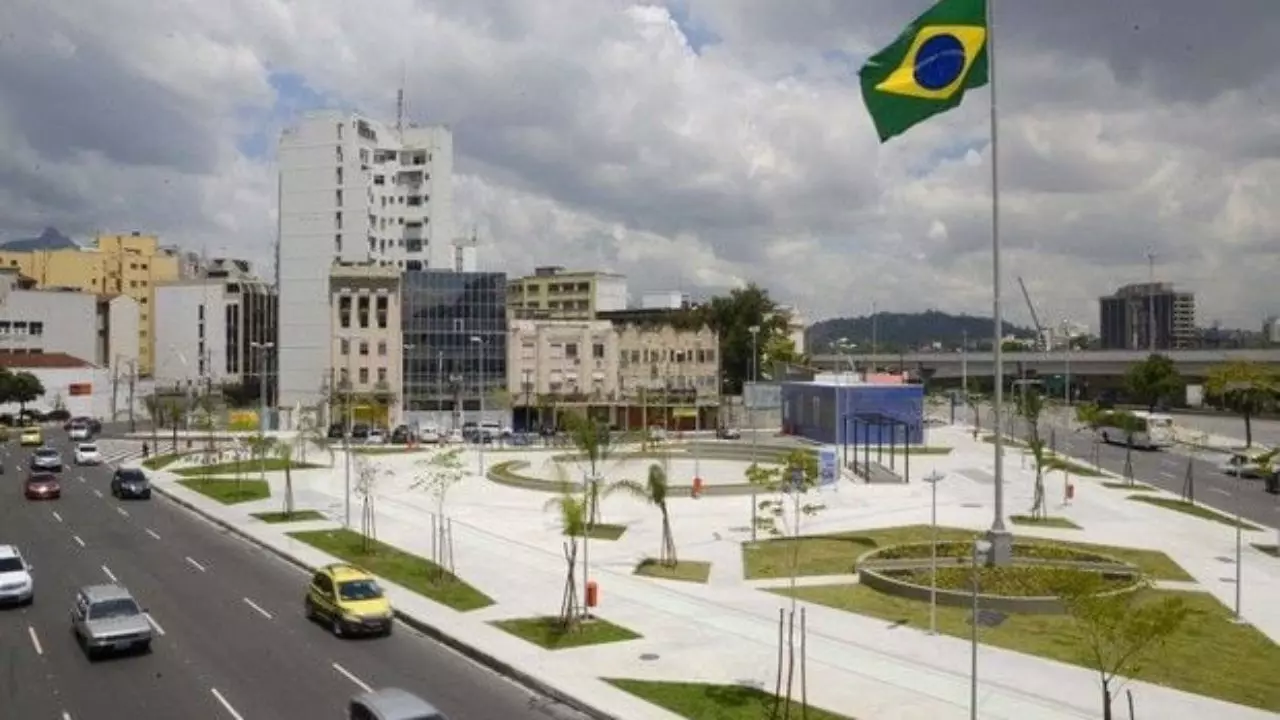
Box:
left=340, top=336, right=355, bottom=529
left=748, top=325, right=760, bottom=463
left=923, top=470, right=945, bottom=635
left=1234, top=469, right=1245, bottom=622
left=970, top=539, right=993, bottom=720
left=470, top=335, right=485, bottom=475
left=250, top=342, right=275, bottom=482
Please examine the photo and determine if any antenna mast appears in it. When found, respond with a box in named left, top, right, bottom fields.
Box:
left=395, top=62, right=406, bottom=133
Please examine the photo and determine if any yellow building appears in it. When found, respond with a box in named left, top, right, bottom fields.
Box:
left=507, top=266, right=628, bottom=320
left=0, top=232, right=182, bottom=375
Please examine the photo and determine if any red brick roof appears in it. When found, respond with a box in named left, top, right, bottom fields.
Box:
left=0, top=352, right=94, bottom=369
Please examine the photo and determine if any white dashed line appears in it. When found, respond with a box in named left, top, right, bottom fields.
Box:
left=77, top=476, right=85, bottom=483
left=1160, top=471, right=1176, bottom=480
left=1208, top=487, right=1232, bottom=496
left=185, top=556, right=207, bottom=572
left=116, top=506, right=129, bottom=517
left=72, top=535, right=85, bottom=548
left=242, top=597, right=273, bottom=620
left=210, top=688, right=244, bottom=720
left=28, top=626, right=43, bottom=656
left=145, top=613, right=167, bottom=636
left=145, top=528, right=161, bottom=540
left=101, top=565, right=117, bottom=583
left=61, top=712, right=72, bottom=720
left=52, top=511, right=63, bottom=523
left=332, top=662, right=372, bottom=693
left=92, top=489, right=103, bottom=498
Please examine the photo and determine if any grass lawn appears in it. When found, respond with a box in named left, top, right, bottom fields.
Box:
left=1103, top=481, right=1158, bottom=491
left=251, top=510, right=326, bottom=523
left=174, top=458, right=323, bottom=477
left=177, top=478, right=269, bottom=504
left=1253, top=545, right=1279, bottom=558
left=569, top=523, right=627, bottom=541
left=288, top=529, right=493, bottom=611
left=490, top=615, right=640, bottom=650
left=1009, top=515, right=1081, bottom=530
left=776, top=585, right=1280, bottom=713
left=142, top=452, right=186, bottom=470
left=634, top=559, right=712, bottom=583
left=1127, top=496, right=1262, bottom=530
left=742, top=524, right=1192, bottom=581
left=1044, top=457, right=1104, bottom=477
left=606, top=679, right=854, bottom=720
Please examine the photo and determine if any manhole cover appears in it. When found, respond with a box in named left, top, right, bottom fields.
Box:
left=639, top=653, right=660, bottom=661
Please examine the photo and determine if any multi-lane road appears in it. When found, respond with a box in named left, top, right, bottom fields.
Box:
left=1, top=432, right=589, bottom=720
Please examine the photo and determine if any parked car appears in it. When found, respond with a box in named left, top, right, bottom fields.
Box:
left=328, top=423, right=347, bottom=440
left=305, top=563, right=393, bottom=638
left=350, top=424, right=371, bottom=441
left=417, top=426, right=440, bottom=444
left=389, top=425, right=413, bottom=445
left=366, top=429, right=387, bottom=445
left=30, top=447, right=63, bottom=472
left=111, top=469, right=152, bottom=500
left=716, top=426, right=742, bottom=440
left=0, top=545, right=34, bottom=606
left=71, top=584, right=153, bottom=658
left=25, top=473, right=61, bottom=500
left=74, top=443, right=103, bottom=466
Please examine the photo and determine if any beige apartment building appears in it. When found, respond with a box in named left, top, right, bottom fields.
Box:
left=329, top=264, right=402, bottom=427
left=506, top=266, right=627, bottom=320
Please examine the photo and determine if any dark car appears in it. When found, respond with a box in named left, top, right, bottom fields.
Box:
left=350, top=423, right=370, bottom=441
left=25, top=473, right=61, bottom=500
left=111, top=469, right=152, bottom=500
left=328, top=423, right=346, bottom=440
left=390, top=425, right=415, bottom=445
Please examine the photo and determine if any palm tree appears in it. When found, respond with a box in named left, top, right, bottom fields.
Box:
left=276, top=439, right=296, bottom=517
left=1019, top=387, right=1049, bottom=519
left=607, top=463, right=676, bottom=566
left=543, top=492, right=587, bottom=629
left=562, top=412, right=621, bottom=528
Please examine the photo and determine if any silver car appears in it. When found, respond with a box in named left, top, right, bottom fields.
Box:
left=71, top=584, right=153, bottom=658
left=30, top=447, right=63, bottom=472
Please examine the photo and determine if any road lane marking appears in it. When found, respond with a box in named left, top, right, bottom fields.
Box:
left=145, top=613, right=167, bottom=636
left=242, top=597, right=273, bottom=619
left=116, top=506, right=129, bottom=517
left=145, top=528, right=161, bottom=540
left=185, top=556, right=207, bottom=572
left=52, top=511, right=63, bottom=523
left=101, top=565, right=117, bottom=583
left=72, top=535, right=85, bottom=548
left=77, top=476, right=85, bottom=483
left=92, top=489, right=103, bottom=498
left=1208, top=487, right=1232, bottom=496
left=210, top=688, right=245, bottom=720
left=28, top=626, right=43, bottom=656
left=1160, top=471, right=1176, bottom=480
left=61, top=712, right=72, bottom=720
left=332, top=662, right=372, bottom=692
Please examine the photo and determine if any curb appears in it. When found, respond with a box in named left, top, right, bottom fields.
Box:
left=149, top=480, right=620, bottom=720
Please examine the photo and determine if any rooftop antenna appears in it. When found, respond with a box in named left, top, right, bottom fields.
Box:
left=395, top=61, right=406, bottom=134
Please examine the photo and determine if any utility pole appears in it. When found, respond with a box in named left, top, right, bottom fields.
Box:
left=111, top=359, right=121, bottom=422
left=126, top=360, right=137, bottom=433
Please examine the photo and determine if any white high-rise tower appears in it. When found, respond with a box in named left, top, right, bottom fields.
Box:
left=276, top=110, right=454, bottom=411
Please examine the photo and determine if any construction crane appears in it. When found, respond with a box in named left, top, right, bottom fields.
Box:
left=1017, top=276, right=1047, bottom=351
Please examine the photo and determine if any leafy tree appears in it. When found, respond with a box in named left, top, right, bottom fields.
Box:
left=9, top=371, right=44, bottom=415
left=543, top=492, right=587, bottom=629
left=1124, top=354, right=1182, bottom=413
left=1074, top=402, right=1104, bottom=468
left=275, top=439, right=297, bottom=518
left=1050, top=573, right=1192, bottom=720
left=697, top=283, right=784, bottom=394
left=411, top=446, right=467, bottom=579
left=964, top=381, right=983, bottom=440
left=1108, top=411, right=1145, bottom=486
left=1019, top=386, right=1049, bottom=519
left=761, top=332, right=805, bottom=376
left=607, top=463, right=676, bottom=566
left=559, top=412, right=623, bottom=527
left=353, top=456, right=391, bottom=553
left=1206, top=361, right=1278, bottom=448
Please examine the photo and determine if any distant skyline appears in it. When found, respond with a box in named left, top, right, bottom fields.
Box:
left=0, top=1, right=1276, bottom=328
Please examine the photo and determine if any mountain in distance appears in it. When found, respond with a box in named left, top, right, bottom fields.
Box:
left=0, top=227, right=78, bottom=251
left=806, top=310, right=1035, bottom=353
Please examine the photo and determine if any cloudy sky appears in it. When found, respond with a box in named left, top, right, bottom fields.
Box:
left=1, top=0, right=1277, bottom=330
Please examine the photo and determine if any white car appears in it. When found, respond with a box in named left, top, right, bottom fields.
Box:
left=74, top=443, right=103, bottom=466
left=0, top=544, right=34, bottom=606
left=419, top=426, right=441, bottom=444
left=365, top=429, right=386, bottom=445
left=68, top=424, right=92, bottom=441
left=1218, top=449, right=1277, bottom=479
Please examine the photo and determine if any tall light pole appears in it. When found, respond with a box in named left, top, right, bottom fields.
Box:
left=250, top=341, right=275, bottom=482
left=1061, top=320, right=1072, bottom=405
left=1234, top=469, right=1245, bottom=622
left=340, top=335, right=355, bottom=529
left=924, top=470, right=945, bottom=635
left=470, top=335, right=486, bottom=475
left=748, top=325, right=760, bottom=462
left=971, top=539, right=993, bottom=720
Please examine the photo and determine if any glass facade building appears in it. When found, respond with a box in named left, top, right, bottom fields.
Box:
left=402, top=270, right=508, bottom=426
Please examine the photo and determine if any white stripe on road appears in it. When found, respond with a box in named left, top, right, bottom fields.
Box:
left=78, top=476, right=85, bottom=483
left=28, top=626, right=43, bottom=656
left=145, top=613, right=166, bottom=636
left=52, top=511, right=62, bottom=523
left=332, top=662, right=372, bottom=693
left=242, top=597, right=273, bottom=620
left=116, top=506, right=129, bottom=517
left=92, top=488, right=103, bottom=498
left=101, top=565, right=117, bottom=583
left=185, top=556, right=207, bottom=573
left=210, top=688, right=245, bottom=720
left=61, top=712, right=72, bottom=720
left=1208, top=487, right=1232, bottom=496
left=1160, top=471, right=1176, bottom=480
left=72, top=535, right=85, bottom=548
left=145, top=528, right=161, bottom=540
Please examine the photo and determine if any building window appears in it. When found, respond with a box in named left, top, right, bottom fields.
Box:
left=593, top=343, right=604, bottom=359
left=29, top=322, right=43, bottom=336
left=338, top=296, right=351, bottom=328
left=358, top=296, right=370, bottom=328
left=565, top=343, right=578, bottom=359
left=334, top=234, right=342, bottom=253
left=377, top=367, right=387, bottom=383
left=376, top=296, right=388, bottom=328
left=335, top=211, right=343, bottom=230
left=340, top=339, right=350, bottom=355
left=336, top=189, right=343, bottom=206
left=359, top=341, right=369, bottom=356
left=339, top=368, right=349, bottom=385
left=358, top=367, right=369, bottom=384
left=377, top=341, right=387, bottom=356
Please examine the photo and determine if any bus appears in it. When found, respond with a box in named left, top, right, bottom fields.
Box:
left=1095, top=410, right=1175, bottom=450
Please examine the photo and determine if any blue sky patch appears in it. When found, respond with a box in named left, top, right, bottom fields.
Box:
left=236, top=71, right=332, bottom=159
left=665, top=1, right=721, bottom=54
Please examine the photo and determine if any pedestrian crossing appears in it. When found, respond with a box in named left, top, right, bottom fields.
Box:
left=88, top=440, right=148, bottom=466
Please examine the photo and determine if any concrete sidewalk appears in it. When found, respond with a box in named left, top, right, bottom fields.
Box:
left=131, top=426, right=1280, bottom=720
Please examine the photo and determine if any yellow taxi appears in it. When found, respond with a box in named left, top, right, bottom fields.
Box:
left=303, top=563, right=393, bottom=638
left=19, top=426, right=43, bottom=447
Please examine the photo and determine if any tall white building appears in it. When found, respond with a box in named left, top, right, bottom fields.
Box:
left=277, top=111, right=454, bottom=410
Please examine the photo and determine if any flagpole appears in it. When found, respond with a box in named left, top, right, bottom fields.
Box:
left=985, top=0, right=1011, bottom=564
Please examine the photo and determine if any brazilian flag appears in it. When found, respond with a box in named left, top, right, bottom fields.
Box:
left=859, top=0, right=989, bottom=142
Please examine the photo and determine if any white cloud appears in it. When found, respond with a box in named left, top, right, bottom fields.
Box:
left=0, top=0, right=1276, bottom=332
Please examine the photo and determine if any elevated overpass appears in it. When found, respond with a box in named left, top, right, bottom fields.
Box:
left=809, top=348, right=1280, bottom=380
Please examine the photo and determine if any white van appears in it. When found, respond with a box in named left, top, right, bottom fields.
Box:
left=1095, top=410, right=1174, bottom=450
